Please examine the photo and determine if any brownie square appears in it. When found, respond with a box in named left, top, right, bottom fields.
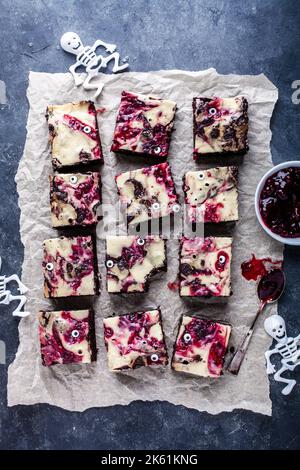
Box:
left=103, top=309, right=168, bottom=371
left=106, top=235, right=166, bottom=293
left=43, top=236, right=98, bottom=298
left=193, top=96, right=248, bottom=159
left=111, top=90, right=177, bottom=158
left=172, top=315, right=231, bottom=377
left=179, top=237, right=232, bottom=297
left=115, top=162, right=179, bottom=225
left=183, top=166, right=238, bottom=223
left=46, top=101, right=103, bottom=169
left=50, top=172, right=101, bottom=227
left=38, top=309, right=97, bottom=366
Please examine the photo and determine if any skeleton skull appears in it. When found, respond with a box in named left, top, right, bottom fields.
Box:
left=264, top=315, right=287, bottom=343
left=60, top=32, right=83, bottom=54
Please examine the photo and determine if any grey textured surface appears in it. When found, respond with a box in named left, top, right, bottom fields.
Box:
left=0, top=0, right=299, bottom=450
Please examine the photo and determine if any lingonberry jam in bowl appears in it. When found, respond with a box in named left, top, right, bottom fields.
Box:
left=255, top=161, right=300, bottom=245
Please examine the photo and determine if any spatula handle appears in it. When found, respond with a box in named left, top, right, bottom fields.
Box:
left=227, top=301, right=266, bottom=375
left=227, top=327, right=254, bottom=375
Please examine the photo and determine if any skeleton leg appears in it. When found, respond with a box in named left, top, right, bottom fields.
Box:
left=5, top=274, right=28, bottom=294
left=8, top=294, right=30, bottom=317
left=103, top=52, right=129, bottom=73
left=274, top=366, right=297, bottom=395
left=0, top=291, right=10, bottom=305
left=83, top=73, right=104, bottom=99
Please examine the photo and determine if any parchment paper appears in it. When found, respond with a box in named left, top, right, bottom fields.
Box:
left=8, top=69, right=283, bottom=415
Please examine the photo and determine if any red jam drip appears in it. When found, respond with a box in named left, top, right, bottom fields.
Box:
left=257, top=268, right=285, bottom=302
left=241, top=254, right=282, bottom=281
left=259, top=166, right=300, bottom=238
left=63, top=114, right=98, bottom=140
left=167, top=278, right=179, bottom=291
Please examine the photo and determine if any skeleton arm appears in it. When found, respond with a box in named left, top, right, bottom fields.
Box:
left=5, top=275, right=28, bottom=294
left=69, top=63, right=84, bottom=86
left=265, top=348, right=278, bottom=374
left=92, top=39, right=116, bottom=53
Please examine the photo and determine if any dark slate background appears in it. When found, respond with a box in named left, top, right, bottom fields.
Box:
left=0, top=0, right=300, bottom=450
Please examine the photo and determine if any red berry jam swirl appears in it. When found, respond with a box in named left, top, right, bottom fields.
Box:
left=176, top=318, right=228, bottom=376
left=259, top=166, right=300, bottom=238
left=184, top=166, right=237, bottom=224
left=116, top=162, right=179, bottom=223
left=193, top=96, right=248, bottom=157
left=63, top=107, right=102, bottom=160
left=39, top=311, right=91, bottom=366
left=204, top=202, right=224, bottom=223
left=111, top=91, right=175, bottom=157
left=43, top=237, right=94, bottom=296
left=194, top=97, right=230, bottom=140
left=51, top=173, right=100, bottom=225
left=106, top=236, right=166, bottom=293
left=180, top=237, right=231, bottom=297
left=104, top=311, right=168, bottom=368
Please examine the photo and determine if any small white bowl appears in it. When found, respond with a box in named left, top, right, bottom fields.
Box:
left=254, top=160, right=300, bottom=246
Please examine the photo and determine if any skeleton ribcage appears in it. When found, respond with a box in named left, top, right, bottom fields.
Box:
left=78, top=48, right=97, bottom=66
left=278, top=340, right=297, bottom=357
left=0, top=276, right=5, bottom=294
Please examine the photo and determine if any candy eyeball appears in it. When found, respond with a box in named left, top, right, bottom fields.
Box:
left=137, top=238, right=145, bottom=246
left=219, top=255, right=226, bottom=264
left=142, top=129, right=153, bottom=139
left=106, top=260, right=114, bottom=268
left=150, top=353, right=159, bottom=362
left=153, top=146, right=161, bottom=154
left=183, top=333, right=192, bottom=343
left=83, top=125, right=91, bottom=134
left=46, top=262, right=54, bottom=271
left=70, top=175, right=78, bottom=184
left=172, top=204, right=180, bottom=213
left=209, top=107, right=217, bottom=115
left=197, top=172, right=205, bottom=180
left=72, top=329, right=80, bottom=338
left=152, top=202, right=160, bottom=211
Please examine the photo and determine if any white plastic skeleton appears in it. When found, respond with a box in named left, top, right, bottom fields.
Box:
left=264, top=315, right=300, bottom=395
left=0, top=257, right=29, bottom=317
left=60, top=32, right=129, bottom=99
